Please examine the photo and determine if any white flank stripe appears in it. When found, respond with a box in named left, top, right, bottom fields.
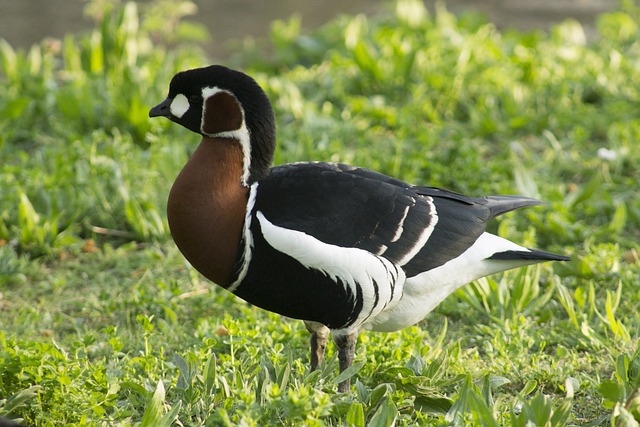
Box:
left=390, top=202, right=412, bottom=243
left=396, top=196, right=438, bottom=266
left=256, top=211, right=405, bottom=329
left=227, top=183, right=259, bottom=292
left=201, top=86, right=252, bottom=187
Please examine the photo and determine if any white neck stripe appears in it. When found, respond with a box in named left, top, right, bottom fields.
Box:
left=227, top=182, right=259, bottom=292
left=200, top=86, right=252, bottom=187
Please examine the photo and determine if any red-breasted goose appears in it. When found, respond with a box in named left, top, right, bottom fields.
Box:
left=149, top=65, right=569, bottom=392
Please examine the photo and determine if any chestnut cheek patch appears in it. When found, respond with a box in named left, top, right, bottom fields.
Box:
left=202, top=91, right=244, bottom=135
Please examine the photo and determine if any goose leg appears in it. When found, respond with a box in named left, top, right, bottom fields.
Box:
left=304, top=321, right=330, bottom=371
left=333, top=331, right=358, bottom=393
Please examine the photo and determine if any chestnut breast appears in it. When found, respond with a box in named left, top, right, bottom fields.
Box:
left=167, top=137, right=249, bottom=286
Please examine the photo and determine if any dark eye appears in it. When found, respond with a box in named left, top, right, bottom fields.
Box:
left=189, top=94, right=201, bottom=103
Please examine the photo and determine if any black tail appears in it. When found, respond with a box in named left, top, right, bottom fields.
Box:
left=483, top=195, right=543, bottom=218
left=490, top=248, right=570, bottom=262
left=481, top=196, right=570, bottom=262
left=414, top=188, right=544, bottom=218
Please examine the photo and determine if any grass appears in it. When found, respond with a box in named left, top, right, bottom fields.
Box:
left=1, top=0, right=639, bottom=425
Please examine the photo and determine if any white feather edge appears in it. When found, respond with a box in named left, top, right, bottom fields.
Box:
left=395, top=196, right=439, bottom=266
left=364, top=232, right=538, bottom=332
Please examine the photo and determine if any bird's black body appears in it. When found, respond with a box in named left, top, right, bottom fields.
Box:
left=149, top=65, right=569, bottom=392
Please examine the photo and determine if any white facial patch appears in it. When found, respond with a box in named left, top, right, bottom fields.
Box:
left=170, top=93, right=190, bottom=118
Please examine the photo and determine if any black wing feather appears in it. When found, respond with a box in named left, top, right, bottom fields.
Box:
left=255, top=162, right=542, bottom=277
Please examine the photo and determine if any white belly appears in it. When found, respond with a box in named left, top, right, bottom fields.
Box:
left=363, top=233, right=540, bottom=332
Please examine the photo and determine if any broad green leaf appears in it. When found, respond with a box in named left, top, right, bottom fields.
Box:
left=368, top=383, right=391, bottom=408
left=368, top=397, right=398, bottom=427
left=3, top=386, right=42, bottom=414
left=346, top=402, right=365, bottom=427
left=520, top=380, right=537, bottom=397
left=203, top=352, right=217, bottom=394
left=140, top=380, right=166, bottom=427
left=334, top=360, right=366, bottom=388
left=467, top=386, right=499, bottom=427
left=174, top=353, right=190, bottom=390
left=414, top=395, right=453, bottom=415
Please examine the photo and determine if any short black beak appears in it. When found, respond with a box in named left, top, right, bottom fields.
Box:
left=149, top=98, right=172, bottom=118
